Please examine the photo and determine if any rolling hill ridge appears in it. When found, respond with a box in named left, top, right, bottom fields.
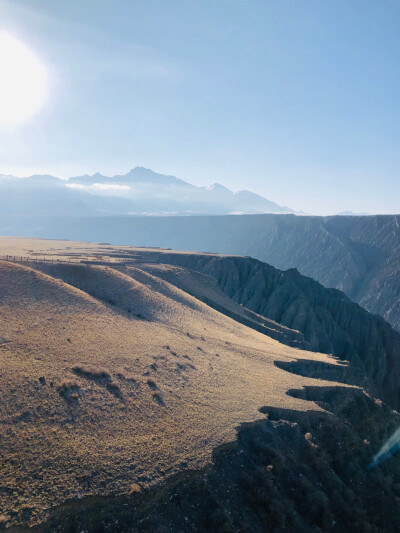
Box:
left=11, top=213, right=396, bottom=334
left=1, top=237, right=400, bottom=531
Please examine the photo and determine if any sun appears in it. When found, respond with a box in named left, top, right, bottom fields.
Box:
left=0, top=32, right=48, bottom=126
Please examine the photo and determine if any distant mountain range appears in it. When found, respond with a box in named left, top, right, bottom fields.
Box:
left=336, top=210, right=371, bottom=216
left=0, top=167, right=294, bottom=216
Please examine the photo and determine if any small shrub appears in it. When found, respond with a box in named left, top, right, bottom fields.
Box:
left=58, top=379, right=79, bottom=391
left=305, top=432, right=318, bottom=448
left=58, top=380, right=81, bottom=401
left=152, top=392, right=165, bottom=406
left=177, top=362, right=196, bottom=371
left=129, top=483, right=142, bottom=494
left=117, top=370, right=137, bottom=382
left=0, top=514, right=9, bottom=527
left=72, top=364, right=111, bottom=380
left=107, top=381, right=123, bottom=399
left=147, top=378, right=158, bottom=390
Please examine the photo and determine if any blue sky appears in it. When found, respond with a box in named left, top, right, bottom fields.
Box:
left=0, top=0, right=399, bottom=215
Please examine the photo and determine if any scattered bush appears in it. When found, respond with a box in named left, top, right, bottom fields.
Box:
left=177, top=362, right=196, bottom=371
left=58, top=379, right=79, bottom=391
left=129, top=483, right=142, bottom=494
left=152, top=393, right=165, bottom=406
left=58, top=380, right=81, bottom=401
left=117, top=370, right=137, bottom=382
left=0, top=514, right=9, bottom=527
left=147, top=378, right=158, bottom=390
left=72, top=364, right=111, bottom=380
left=107, top=381, right=123, bottom=399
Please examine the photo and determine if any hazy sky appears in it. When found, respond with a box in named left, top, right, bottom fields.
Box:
left=0, top=0, right=399, bottom=215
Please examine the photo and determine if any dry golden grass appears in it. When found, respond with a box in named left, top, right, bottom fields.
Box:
left=0, top=236, right=351, bottom=527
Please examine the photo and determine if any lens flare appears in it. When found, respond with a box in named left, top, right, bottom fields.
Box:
left=0, top=32, right=48, bottom=126
left=368, top=427, right=400, bottom=468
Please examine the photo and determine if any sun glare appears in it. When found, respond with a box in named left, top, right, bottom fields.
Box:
left=0, top=32, right=48, bottom=126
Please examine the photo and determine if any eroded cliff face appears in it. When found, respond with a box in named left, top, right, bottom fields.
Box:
left=245, top=215, right=400, bottom=333
left=133, top=251, right=400, bottom=411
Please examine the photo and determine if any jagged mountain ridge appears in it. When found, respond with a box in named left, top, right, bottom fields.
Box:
left=0, top=167, right=293, bottom=216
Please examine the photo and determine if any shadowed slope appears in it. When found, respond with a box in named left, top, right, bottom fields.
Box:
left=18, top=379, right=400, bottom=533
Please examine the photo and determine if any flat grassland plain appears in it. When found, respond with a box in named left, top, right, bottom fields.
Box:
left=0, top=237, right=359, bottom=527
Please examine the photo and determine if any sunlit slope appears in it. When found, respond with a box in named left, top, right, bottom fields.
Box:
left=0, top=259, right=342, bottom=527
left=124, top=262, right=306, bottom=347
